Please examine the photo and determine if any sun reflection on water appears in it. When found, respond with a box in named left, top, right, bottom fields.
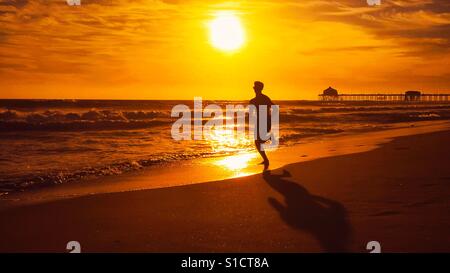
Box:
left=205, top=125, right=257, bottom=176
left=206, top=126, right=253, bottom=153
left=214, top=152, right=257, bottom=176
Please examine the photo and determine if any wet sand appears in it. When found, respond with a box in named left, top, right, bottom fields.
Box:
left=0, top=128, right=449, bottom=252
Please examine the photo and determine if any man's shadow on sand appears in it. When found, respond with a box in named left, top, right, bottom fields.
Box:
left=263, top=170, right=352, bottom=252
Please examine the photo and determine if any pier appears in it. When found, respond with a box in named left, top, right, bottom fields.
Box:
left=318, top=87, right=450, bottom=102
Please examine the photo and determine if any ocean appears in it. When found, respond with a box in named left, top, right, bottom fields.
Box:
left=1, top=99, right=450, bottom=195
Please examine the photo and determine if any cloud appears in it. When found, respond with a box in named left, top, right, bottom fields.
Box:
left=0, top=0, right=449, bottom=97
left=0, top=0, right=181, bottom=80
left=300, top=0, right=450, bottom=57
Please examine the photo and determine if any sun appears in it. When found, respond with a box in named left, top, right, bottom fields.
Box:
left=208, top=11, right=245, bottom=52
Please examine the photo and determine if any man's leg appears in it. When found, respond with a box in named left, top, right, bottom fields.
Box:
left=255, top=140, right=269, bottom=168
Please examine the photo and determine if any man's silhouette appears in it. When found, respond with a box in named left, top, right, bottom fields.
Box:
left=250, top=81, right=274, bottom=170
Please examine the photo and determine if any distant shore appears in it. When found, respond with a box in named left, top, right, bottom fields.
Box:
left=1, top=127, right=449, bottom=252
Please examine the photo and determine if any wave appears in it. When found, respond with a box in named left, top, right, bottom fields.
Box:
left=0, top=109, right=170, bottom=131
left=0, top=150, right=225, bottom=194
left=280, top=110, right=449, bottom=124
left=346, top=111, right=447, bottom=123
left=2, top=110, right=448, bottom=131
left=279, top=127, right=344, bottom=143
left=288, top=105, right=450, bottom=114
left=2, top=100, right=450, bottom=196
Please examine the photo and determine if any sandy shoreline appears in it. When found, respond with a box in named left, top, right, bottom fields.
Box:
left=0, top=128, right=449, bottom=252
left=2, top=120, right=449, bottom=209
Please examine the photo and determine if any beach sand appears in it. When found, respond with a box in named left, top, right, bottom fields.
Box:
left=0, top=128, right=449, bottom=252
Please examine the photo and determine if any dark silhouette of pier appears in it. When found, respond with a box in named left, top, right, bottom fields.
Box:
left=319, top=87, right=450, bottom=102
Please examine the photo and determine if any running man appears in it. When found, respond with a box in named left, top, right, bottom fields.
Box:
left=250, top=81, right=274, bottom=170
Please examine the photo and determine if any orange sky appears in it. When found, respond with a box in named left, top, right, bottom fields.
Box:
left=0, top=0, right=449, bottom=100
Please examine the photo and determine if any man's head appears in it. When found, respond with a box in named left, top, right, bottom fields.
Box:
left=253, top=81, right=264, bottom=94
